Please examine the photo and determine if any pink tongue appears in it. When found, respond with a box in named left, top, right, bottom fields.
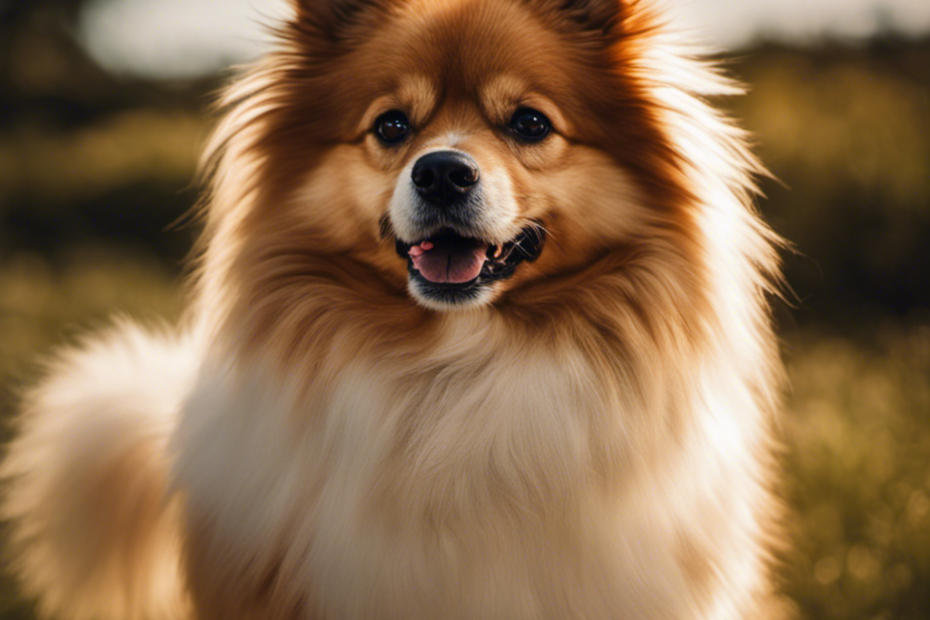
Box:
left=410, top=242, right=489, bottom=284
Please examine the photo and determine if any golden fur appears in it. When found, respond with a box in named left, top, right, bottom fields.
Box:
left=2, top=0, right=789, bottom=618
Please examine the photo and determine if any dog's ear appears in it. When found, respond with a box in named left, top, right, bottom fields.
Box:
left=290, top=0, right=394, bottom=42
left=530, top=0, right=628, bottom=40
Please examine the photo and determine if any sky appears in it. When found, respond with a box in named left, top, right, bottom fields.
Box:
left=78, top=0, right=930, bottom=78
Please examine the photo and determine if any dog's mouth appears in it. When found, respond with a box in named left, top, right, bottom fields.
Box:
left=394, top=225, right=546, bottom=290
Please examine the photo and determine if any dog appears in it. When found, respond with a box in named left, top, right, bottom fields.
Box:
left=1, top=0, right=788, bottom=618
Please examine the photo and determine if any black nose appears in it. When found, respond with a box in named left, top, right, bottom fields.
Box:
left=411, top=151, right=480, bottom=207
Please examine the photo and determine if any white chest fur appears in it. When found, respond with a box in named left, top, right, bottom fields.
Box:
left=173, top=325, right=766, bottom=620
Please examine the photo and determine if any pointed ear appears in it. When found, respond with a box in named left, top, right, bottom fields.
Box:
left=290, top=0, right=395, bottom=42
left=532, top=0, right=626, bottom=39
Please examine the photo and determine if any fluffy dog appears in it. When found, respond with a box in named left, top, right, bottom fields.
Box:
left=2, top=0, right=788, bottom=618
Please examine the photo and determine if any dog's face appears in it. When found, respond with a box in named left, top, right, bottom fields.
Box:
left=383, top=94, right=552, bottom=310
left=229, top=0, right=687, bottom=312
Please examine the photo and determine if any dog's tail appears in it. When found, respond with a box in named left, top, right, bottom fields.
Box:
left=1, top=321, right=198, bottom=620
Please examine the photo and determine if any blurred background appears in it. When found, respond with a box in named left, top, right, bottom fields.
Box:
left=0, top=0, right=928, bottom=618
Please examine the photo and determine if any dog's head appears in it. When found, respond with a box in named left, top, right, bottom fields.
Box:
left=202, top=0, right=742, bottom=316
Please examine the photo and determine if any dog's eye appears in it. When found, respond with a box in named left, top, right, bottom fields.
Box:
left=374, top=111, right=410, bottom=145
left=510, top=108, right=551, bottom=142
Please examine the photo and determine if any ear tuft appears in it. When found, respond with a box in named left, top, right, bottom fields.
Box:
left=291, top=0, right=392, bottom=41
left=562, top=0, right=620, bottom=34
left=529, top=0, right=626, bottom=39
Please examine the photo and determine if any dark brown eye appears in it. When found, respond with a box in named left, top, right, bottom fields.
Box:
left=510, top=108, right=551, bottom=142
left=374, top=111, right=410, bottom=145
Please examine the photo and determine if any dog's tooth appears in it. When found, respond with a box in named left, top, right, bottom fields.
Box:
left=494, top=246, right=503, bottom=258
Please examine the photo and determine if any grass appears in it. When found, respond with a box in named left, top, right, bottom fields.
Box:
left=0, top=247, right=184, bottom=401
left=782, top=323, right=930, bottom=620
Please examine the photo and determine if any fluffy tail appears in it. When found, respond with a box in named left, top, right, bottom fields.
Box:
left=1, top=321, right=198, bottom=620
